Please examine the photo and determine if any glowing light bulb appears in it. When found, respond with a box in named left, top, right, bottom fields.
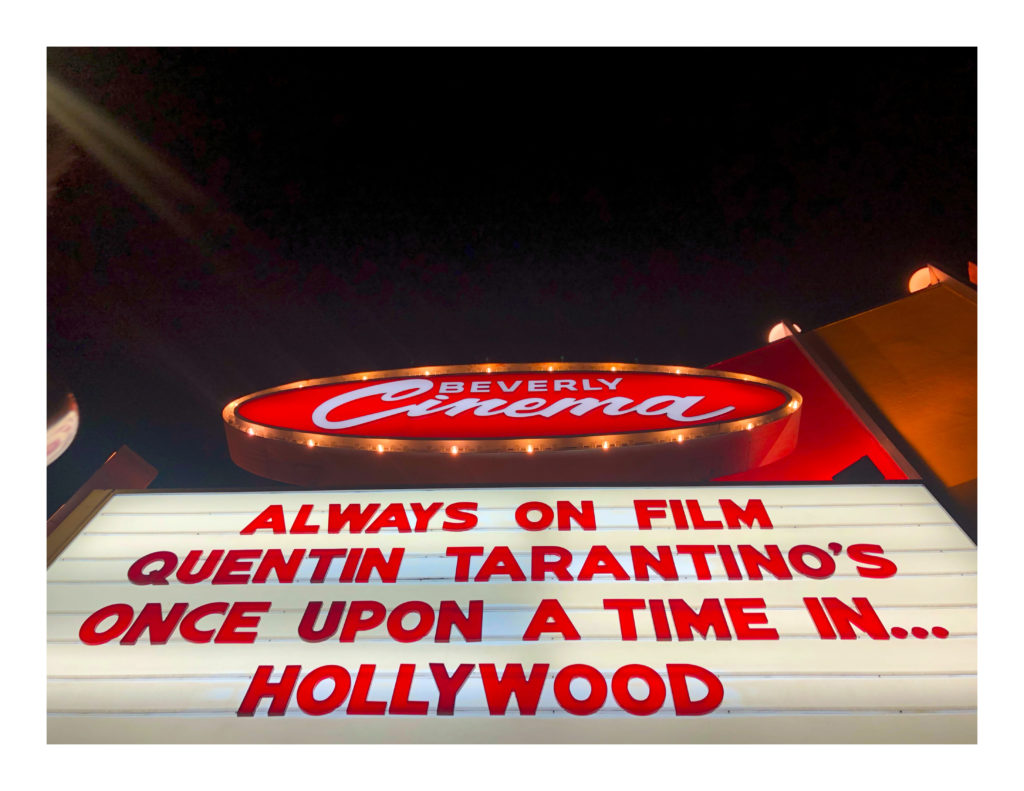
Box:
left=362, top=375, right=367, bottom=380
left=246, top=428, right=254, bottom=436
left=424, top=370, right=431, bottom=376
left=676, top=434, right=683, bottom=443
left=908, top=267, right=936, bottom=293
left=768, top=322, right=802, bottom=343
left=486, top=367, right=492, bottom=373
left=526, top=444, right=534, bottom=454
left=602, top=441, right=609, bottom=450
left=307, top=439, right=315, bottom=447
left=547, top=366, right=553, bottom=371
left=377, top=444, right=384, bottom=453
left=746, top=423, right=754, bottom=431
left=675, top=368, right=681, bottom=374
left=611, top=366, right=617, bottom=372
left=450, top=445, right=458, bottom=455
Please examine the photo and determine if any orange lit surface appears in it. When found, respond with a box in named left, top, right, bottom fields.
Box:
left=812, top=283, right=976, bottom=494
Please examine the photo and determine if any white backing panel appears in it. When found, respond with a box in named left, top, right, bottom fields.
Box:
left=47, top=483, right=976, bottom=743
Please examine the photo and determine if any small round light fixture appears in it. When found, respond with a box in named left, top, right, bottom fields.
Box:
left=909, top=266, right=937, bottom=293
left=768, top=322, right=802, bottom=343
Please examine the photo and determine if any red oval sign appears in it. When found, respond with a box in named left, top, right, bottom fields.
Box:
left=224, top=363, right=800, bottom=453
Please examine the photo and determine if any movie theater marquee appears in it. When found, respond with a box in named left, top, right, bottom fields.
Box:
left=47, top=483, right=976, bottom=743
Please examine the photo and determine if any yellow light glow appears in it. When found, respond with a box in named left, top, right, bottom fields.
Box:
left=307, top=439, right=315, bottom=447
left=486, top=367, right=492, bottom=373
left=362, top=376, right=367, bottom=380
left=425, top=370, right=431, bottom=376
left=377, top=444, right=384, bottom=453
left=450, top=445, right=458, bottom=455
left=676, top=434, right=683, bottom=443
left=246, top=428, right=254, bottom=436
left=746, top=423, right=754, bottom=430
left=547, top=366, right=553, bottom=372
left=602, top=441, right=609, bottom=450
left=611, top=366, right=617, bottom=372
left=526, top=444, right=534, bottom=454
left=676, top=368, right=681, bottom=374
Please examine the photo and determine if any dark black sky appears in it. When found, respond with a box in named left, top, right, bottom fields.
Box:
left=46, top=47, right=976, bottom=515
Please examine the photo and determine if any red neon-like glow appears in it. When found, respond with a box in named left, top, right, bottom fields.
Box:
left=233, top=370, right=791, bottom=441
left=709, top=339, right=909, bottom=481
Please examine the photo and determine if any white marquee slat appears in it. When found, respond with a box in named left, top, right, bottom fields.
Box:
left=56, top=523, right=973, bottom=558
left=47, top=549, right=977, bottom=584
left=47, top=484, right=976, bottom=743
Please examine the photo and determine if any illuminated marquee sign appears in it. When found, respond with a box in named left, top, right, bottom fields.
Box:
left=222, top=364, right=803, bottom=486
left=47, top=483, right=975, bottom=743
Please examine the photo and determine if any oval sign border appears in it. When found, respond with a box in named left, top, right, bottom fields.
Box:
left=223, top=362, right=802, bottom=454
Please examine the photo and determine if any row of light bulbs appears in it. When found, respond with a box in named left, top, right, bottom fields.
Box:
left=285, top=423, right=771, bottom=454
left=239, top=359, right=799, bottom=453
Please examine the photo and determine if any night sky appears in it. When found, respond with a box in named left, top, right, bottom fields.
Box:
left=46, top=47, right=977, bottom=516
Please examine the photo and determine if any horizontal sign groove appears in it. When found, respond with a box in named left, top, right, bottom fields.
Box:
left=54, top=548, right=977, bottom=562
left=47, top=707, right=978, bottom=718
left=92, top=510, right=946, bottom=522
left=46, top=671, right=979, bottom=682
left=83, top=522, right=958, bottom=534
left=53, top=547, right=979, bottom=560
left=46, top=633, right=979, bottom=646
left=47, top=603, right=978, bottom=616
left=45, top=572, right=979, bottom=585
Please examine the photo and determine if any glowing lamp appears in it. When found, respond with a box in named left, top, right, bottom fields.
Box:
left=768, top=322, right=802, bottom=343
left=909, top=267, right=936, bottom=293
left=908, top=264, right=955, bottom=294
